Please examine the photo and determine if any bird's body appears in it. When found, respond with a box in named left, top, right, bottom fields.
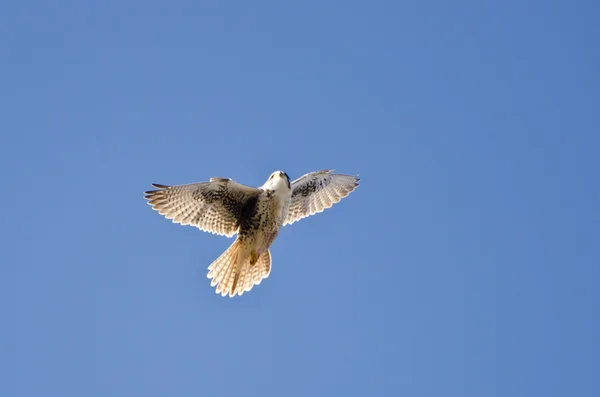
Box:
left=236, top=173, right=291, bottom=262
left=144, top=170, right=359, bottom=297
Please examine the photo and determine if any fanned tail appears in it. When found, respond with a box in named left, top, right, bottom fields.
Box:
left=206, top=239, right=272, bottom=297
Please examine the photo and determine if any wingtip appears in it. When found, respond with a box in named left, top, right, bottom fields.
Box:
left=144, top=183, right=170, bottom=199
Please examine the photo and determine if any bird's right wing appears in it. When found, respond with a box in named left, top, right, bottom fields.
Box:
left=283, top=170, right=359, bottom=226
left=144, top=177, right=262, bottom=237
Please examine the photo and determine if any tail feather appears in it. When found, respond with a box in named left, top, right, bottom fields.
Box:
left=256, top=251, right=271, bottom=286
left=250, top=260, right=260, bottom=286
left=207, top=239, right=272, bottom=297
left=208, top=240, right=237, bottom=286
left=218, top=260, right=236, bottom=295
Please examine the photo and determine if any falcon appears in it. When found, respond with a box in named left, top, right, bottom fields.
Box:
left=144, top=170, right=359, bottom=297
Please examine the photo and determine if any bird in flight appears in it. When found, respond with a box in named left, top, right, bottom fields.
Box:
left=144, top=170, right=359, bottom=297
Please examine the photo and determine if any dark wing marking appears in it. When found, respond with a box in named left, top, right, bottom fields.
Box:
left=283, top=170, right=360, bottom=226
left=144, top=178, right=262, bottom=237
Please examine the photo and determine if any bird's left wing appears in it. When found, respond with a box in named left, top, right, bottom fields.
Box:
left=144, top=177, right=262, bottom=237
left=283, top=170, right=359, bottom=226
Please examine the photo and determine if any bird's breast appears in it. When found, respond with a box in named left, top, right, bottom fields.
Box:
left=238, top=193, right=287, bottom=250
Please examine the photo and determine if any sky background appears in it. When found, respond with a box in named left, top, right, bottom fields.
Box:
left=1, top=1, right=599, bottom=396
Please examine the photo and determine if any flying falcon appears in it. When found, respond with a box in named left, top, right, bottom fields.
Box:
left=144, top=170, right=360, bottom=297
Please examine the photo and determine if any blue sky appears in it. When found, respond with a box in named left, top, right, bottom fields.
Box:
left=1, top=1, right=599, bottom=396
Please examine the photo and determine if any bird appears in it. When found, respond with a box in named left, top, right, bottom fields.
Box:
left=144, top=170, right=360, bottom=297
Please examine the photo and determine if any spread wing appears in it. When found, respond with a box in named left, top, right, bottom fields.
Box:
left=144, top=177, right=262, bottom=237
left=284, top=170, right=360, bottom=226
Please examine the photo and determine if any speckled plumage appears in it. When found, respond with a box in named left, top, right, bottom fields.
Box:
left=144, top=170, right=359, bottom=297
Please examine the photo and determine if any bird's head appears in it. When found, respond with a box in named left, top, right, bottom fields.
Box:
left=263, top=170, right=291, bottom=191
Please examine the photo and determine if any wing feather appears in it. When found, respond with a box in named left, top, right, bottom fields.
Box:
left=144, top=178, right=261, bottom=237
left=283, top=170, right=359, bottom=226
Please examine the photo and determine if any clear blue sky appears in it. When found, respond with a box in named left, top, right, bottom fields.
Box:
left=1, top=1, right=599, bottom=396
